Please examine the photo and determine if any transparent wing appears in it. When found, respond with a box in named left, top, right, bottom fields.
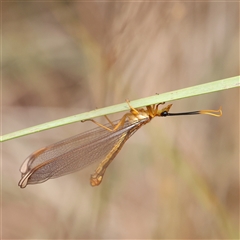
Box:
left=19, top=119, right=145, bottom=187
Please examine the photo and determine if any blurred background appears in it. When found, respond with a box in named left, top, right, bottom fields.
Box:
left=2, top=2, right=239, bottom=239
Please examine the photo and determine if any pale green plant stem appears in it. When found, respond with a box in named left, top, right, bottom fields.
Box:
left=1, top=75, right=239, bottom=142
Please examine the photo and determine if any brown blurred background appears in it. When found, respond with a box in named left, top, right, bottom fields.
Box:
left=2, top=2, right=239, bottom=239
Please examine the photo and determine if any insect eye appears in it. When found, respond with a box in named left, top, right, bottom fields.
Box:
left=161, top=111, right=168, bottom=117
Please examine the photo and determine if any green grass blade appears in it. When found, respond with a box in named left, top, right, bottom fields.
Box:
left=1, top=75, right=239, bottom=142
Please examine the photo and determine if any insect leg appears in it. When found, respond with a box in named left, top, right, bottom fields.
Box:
left=90, top=132, right=127, bottom=186
left=126, top=99, right=140, bottom=115
left=82, top=112, right=132, bottom=132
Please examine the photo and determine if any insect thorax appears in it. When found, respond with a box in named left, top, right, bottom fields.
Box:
left=127, top=109, right=150, bottom=124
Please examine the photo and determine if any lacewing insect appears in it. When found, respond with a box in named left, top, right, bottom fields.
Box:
left=18, top=101, right=222, bottom=188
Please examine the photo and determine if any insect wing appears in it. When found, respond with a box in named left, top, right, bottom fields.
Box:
left=19, top=119, right=145, bottom=187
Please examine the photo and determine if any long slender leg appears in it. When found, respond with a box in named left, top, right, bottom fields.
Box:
left=154, top=102, right=166, bottom=115
left=82, top=119, right=115, bottom=132
left=126, top=100, right=140, bottom=115
left=90, top=132, right=128, bottom=186
left=104, top=115, right=115, bottom=128
left=147, top=103, right=165, bottom=117
left=82, top=100, right=139, bottom=132
left=146, top=105, right=154, bottom=118
left=82, top=113, right=130, bottom=132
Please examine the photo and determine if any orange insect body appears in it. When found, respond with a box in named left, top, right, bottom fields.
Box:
left=18, top=101, right=222, bottom=188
